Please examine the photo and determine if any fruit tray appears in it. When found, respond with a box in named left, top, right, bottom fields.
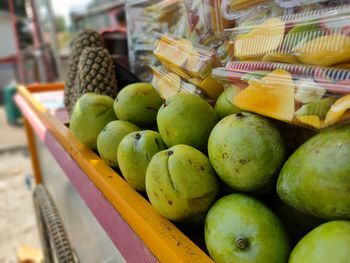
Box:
left=16, top=83, right=213, bottom=262
left=225, top=4, right=350, bottom=67
left=150, top=65, right=209, bottom=99
left=153, top=33, right=223, bottom=98
left=183, top=0, right=228, bottom=47
left=212, top=61, right=350, bottom=129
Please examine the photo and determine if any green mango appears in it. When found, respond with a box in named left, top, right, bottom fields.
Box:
left=205, top=194, right=290, bottom=263
left=214, top=86, right=243, bottom=119
left=114, top=83, right=163, bottom=127
left=289, top=221, right=350, bottom=263
left=208, top=113, right=285, bottom=192
left=145, top=144, right=219, bottom=222
left=157, top=94, right=218, bottom=152
left=277, top=127, right=350, bottom=220
left=117, top=130, right=167, bottom=192
left=70, top=93, right=117, bottom=150
left=97, top=120, right=140, bottom=168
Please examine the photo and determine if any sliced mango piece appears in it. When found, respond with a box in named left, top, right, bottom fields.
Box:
left=158, top=72, right=181, bottom=99
left=234, top=69, right=295, bottom=122
left=160, top=60, right=191, bottom=80
left=293, top=34, right=350, bottom=67
left=154, top=37, right=188, bottom=68
left=197, top=75, right=223, bottom=99
left=262, top=53, right=299, bottom=64
left=324, top=94, right=350, bottom=125
left=235, top=18, right=285, bottom=60
left=295, top=115, right=324, bottom=129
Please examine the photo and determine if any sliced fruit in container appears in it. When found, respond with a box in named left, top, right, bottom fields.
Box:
left=295, top=78, right=326, bottom=104
left=293, top=34, right=350, bottom=67
left=157, top=72, right=181, bottom=99
left=212, top=61, right=350, bottom=129
left=234, top=17, right=285, bottom=60
left=295, top=115, right=324, bottom=129
left=282, top=19, right=322, bottom=51
left=191, top=74, right=224, bottom=99
left=154, top=35, right=189, bottom=68
left=324, top=94, right=350, bottom=125
left=226, top=5, right=350, bottom=65
left=295, top=97, right=336, bottom=118
left=262, top=53, right=299, bottom=64
left=154, top=33, right=219, bottom=80
left=234, top=69, right=295, bottom=122
left=150, top=65, right=206, bottom=100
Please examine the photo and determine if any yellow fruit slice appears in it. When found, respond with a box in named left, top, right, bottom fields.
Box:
left=154, top=37, right=188, bottom=68
left=189, top=75, right=223, bottom=99
left=158, top=72, right=181, bottom=99
left=161, top=60, right=191, bottom=80
left=295, top=115, right=323, bottom=129
left=324, top=94, right=350, bottom=125
left=293, top=34, right=350, bottom=67
left=234, top=69, right=295, bottom=122
left=235, top=18, right=285, bottom=60
left=262, top=53, right=299, bottom=64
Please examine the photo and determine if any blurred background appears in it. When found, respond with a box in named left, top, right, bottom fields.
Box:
left=0, top=1, right=127, bottom=262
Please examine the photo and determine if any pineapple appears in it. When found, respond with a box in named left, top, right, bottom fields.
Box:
left=74, top=47, right=117, bottom=101
left=64, top=29, right=103, bottom=114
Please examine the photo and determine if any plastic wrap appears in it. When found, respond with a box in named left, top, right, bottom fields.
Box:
left=153, top=33, right=224, bottom=98
left=221, top=0, right=273, bottom=20
left=126, top=0, right=190, bottom=81
left=225, top=5, right=350, bottom=67
left=184, top=0, right=231, bottom=47
left=150, top=65, right=208, bottom=99
left=212, top=61, right=350, bottom=129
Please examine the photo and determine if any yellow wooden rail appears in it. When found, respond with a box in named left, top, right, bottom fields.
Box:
left=17, top=84, right=213, bottom=263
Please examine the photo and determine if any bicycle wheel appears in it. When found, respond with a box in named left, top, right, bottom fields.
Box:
left=33, top=185, right=77, bottom=263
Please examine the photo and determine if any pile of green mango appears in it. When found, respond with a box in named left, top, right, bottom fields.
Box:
left=70, top=83, right=350, bottom=263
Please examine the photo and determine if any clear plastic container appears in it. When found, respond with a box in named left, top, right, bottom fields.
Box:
left=150, top=65, right=208, bottom=99
left=216, top=40, right=235, bottom=64
left=153, top=33, right=224, bottom=98
left=183, top=0, right=229, bottom=47
left=212, top=61, right=350, bottom=129
left=221, top=0, right=273, bottom=20
left=125, top=0, right=189, bottom=81
left=225, top=4, right=350, bottom=67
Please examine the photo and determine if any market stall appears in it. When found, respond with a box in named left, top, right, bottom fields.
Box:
left=15, top=0, right=350, bottom=262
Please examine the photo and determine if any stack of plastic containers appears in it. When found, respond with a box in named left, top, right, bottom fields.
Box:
left=211, top=3, right=350, bottom=130
left=125, top=0, right=190, bottom=81
left=151, top=33, right=224, bottom=100
left=183, top=0, right=233, bottom=47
